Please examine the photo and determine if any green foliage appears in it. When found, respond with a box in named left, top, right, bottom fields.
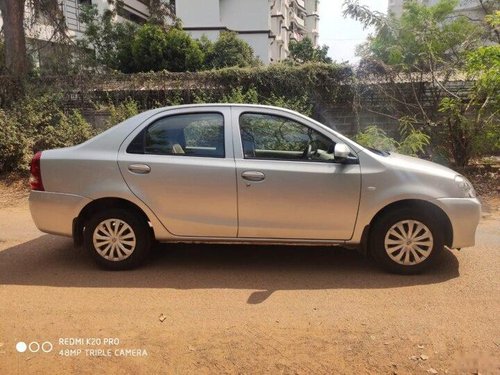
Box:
left=435, top=43, right=499, bottom=166
left=354, top=119, right=430, bottom=156
left=163, top=28, right=204, bottom=72
left=485, top=10, right=500, bottom=27
left=397, top=117, right=431, bottom=156
left=78, top=5, right=138, bottom=72
left=130, top=24, right=204, bottom=72
left=196, top=35, right=214, bottom=69
left=194, top=86, right=313, bottom=117
left=288, top=38, right=333, bottom=64
left=0, top=110, right=29, bottom=172
left=207, top=32, right=259, bottom=69
left=104, top=98, right=140, bottom=127
left=131, top=24, right=170, bottom=72
left=0, top=94, right=95, bottom=172
left=366, top=0, right=481, bottom=69
left=345, top=0, right=498, bottom=166
left=354, top=125, right=398, bottom=152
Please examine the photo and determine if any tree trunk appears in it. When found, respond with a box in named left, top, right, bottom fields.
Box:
left=0, top=0, right=29, bottom=77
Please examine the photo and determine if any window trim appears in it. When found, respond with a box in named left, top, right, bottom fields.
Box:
left=126, top=111, right=226, bottom=159
left=238, top=111, right=339, bottom=164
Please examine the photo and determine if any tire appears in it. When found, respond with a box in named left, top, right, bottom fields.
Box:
left=369, top=207, right=444, bottom=274
left=84, top=208, right=152, bottom=270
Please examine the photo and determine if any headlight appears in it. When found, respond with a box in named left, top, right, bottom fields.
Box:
left=454, top=175, right=477, bottom=198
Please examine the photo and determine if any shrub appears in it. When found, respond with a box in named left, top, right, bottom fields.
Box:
left=0, top=94, right=95, bottom=172
left=131, top=24, right=170, bottom=72
left=208, top=32, right=259, bottom=69
left=104, top=98, right=140, bottom=128
left=0, top=110, right=29, bottom=172
left=354, top=119, right=430, bottom=156
left=164, top=28, right=204, bottom=72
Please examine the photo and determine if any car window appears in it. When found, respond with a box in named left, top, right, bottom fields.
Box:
left=239, top=113, right=335, bottom=162
left=127, top=113, right=225, bottom=158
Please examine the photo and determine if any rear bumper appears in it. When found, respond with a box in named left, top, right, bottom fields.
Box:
left=437, top=197, right=481, bottom=248
left=29, top=191, right=91, bottom=237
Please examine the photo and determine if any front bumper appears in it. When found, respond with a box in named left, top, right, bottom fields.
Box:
left=436, top=197, right=481, bottom=248
left=29, top=191, right=91, bottom=237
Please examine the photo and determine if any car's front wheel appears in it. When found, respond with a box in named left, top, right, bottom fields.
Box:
left=84, top=209, right=151, bottom=270
left=370, top=208, right=444, bottom=274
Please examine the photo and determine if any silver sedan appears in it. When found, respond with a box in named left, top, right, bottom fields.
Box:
left=29, top=104, right=481, bottom=273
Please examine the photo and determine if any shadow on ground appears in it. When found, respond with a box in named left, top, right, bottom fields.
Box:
left=0, top=235, right=460, bottom=303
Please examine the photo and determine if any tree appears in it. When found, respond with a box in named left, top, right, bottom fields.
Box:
left=0, top=0, right=69, bottom=77
left=163, top=27, right=203, bottom=72
left=0, top=38, right=5, bottom=74
left=130, top=25, right=203, bottom=72
left=343, top=0, right=496, bottom=166
left=207, top=31, right=258, bottom=69
left=438, top=43, right=499, bottom=166
left=288, top=38, right=333, bottom=64
left=78, top=4, right=138, bottom=72
left=0, top=0, right=29, bottom=77
left=146, top=0, right=176, bottom=28
left=131, top=23, right=169, bottom=72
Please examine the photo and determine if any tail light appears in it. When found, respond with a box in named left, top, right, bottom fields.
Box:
left=30, top=151, right=44, bottom=191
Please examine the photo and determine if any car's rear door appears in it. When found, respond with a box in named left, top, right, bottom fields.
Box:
left=232, top=107, right=361, bottom=240
left=118, top=107, right=237, bottom=238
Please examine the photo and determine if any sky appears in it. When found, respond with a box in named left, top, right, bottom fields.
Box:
left=319, top=0, right=388, bottom=64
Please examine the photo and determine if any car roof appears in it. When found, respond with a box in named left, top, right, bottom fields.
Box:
left=149, top=103, right=301, bottom=115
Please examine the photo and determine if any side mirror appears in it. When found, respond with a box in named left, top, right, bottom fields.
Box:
left=334, top=143, right=350, bottom=160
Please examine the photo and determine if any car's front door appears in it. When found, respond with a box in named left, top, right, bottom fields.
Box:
left=118, top=108, right=237, bottom=238
left=233, top=109, right=361, bottom=240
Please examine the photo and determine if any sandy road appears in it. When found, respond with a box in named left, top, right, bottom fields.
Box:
left=0, top=199, right=499, bottom=374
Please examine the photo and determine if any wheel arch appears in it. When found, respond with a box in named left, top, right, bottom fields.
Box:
left=73, top=197, right=153, bottom=246
left=364, top=199, right=453, bottom=251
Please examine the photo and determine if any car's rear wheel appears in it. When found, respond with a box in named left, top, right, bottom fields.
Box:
left=84, top=209, right=151, bottom=270
left=370, top=208, right=444, bottom=274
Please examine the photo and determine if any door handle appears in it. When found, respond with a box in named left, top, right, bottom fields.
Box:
left=128, top=164, right=151, bottom=174
left=241, top=171, right=265, bottom=182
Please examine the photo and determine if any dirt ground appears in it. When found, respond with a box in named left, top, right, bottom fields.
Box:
left=0, top=180, right=499, bottom=375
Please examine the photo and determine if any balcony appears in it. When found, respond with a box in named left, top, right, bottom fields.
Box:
left=296, top=0, right=306, bottom=10
left=292, top=14, right=305, bottom=29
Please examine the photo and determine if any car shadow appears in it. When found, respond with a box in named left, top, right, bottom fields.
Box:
left=0, top=235, right=460, bottom=304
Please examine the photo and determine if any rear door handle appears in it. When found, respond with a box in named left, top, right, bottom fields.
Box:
left=128, top=164, right=151, bottom=174
left=241, top=171, right=265, bottom=182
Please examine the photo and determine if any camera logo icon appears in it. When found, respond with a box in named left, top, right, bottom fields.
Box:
left=16, top=341, right=53, bottom=353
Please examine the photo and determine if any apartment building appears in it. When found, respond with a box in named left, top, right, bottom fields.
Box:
left=388, top=0, right=487, bottom=20
left=62, top=0, right=150, bottom=35
left=0, top=0, right=319, bottom=65
left=175, top=0, right=320, bottom=63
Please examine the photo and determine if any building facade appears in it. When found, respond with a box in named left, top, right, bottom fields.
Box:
left=0, top=0, right=319, bottom=65
left=175, top=0, right=320, bottom=63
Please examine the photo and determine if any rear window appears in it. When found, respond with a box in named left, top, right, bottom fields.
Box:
left=127, top=113, right=225, bottom=158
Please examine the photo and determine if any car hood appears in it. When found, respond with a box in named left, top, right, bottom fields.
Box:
left=383, top=152, right=458, bottom=179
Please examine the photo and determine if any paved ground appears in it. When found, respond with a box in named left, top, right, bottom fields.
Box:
left=0, top=196, right=499, bottom=374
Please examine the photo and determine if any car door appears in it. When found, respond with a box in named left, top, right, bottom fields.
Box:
left=233, top=108, right=361, bottom=240
left=118, top=107, right=237, bottom=238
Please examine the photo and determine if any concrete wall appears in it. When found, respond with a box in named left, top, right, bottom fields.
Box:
left=220, top=0, right=269, bottom=31
left=175, top=0, right=221, bottom=29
